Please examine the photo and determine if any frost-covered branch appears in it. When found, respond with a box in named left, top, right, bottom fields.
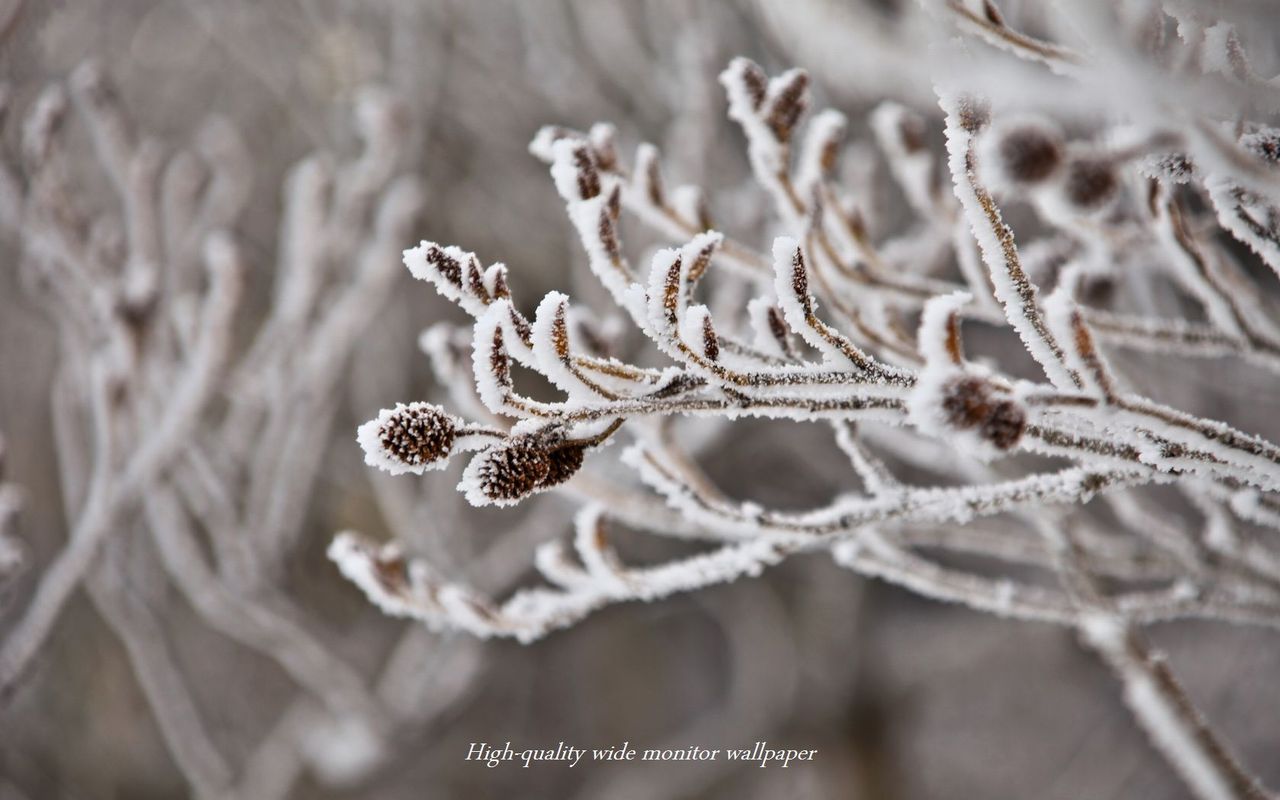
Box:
left=338, top=35, right=1280, bottom=797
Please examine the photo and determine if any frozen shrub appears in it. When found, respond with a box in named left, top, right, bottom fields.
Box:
left=338, top=5, right=1280, bottom=797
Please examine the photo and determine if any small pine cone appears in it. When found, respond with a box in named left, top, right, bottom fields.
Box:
left=983, top=116, right=1064, bottom=188
left=381, top=404, right=456, bottom=466
left=542, top=444, right=586, bottom=488
left=1240, top=128, right=1280, bottom=165
left=1061, top=156, right=1119, bottom=211
left=360, top=402, right=459, bottom=475
left=472, top=438, right=552, bottom=504
left=938, top=376, right=1025, bottom=450
left=941, top=376, right=994, bottom=431
left=981, top=399, right=1027, bottom=450
left=1138, top=152, right=1197, bottom=184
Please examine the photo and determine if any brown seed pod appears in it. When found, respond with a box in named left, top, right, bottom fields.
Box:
left=424, top=244, right=463, bottom=287
left=739, top=60, right=768, bottom=110
left=370, top=549, right=410, bottom=595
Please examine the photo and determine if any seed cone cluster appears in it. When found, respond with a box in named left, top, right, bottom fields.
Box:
left=473, top=435, right=587, bottom=504
left=941, top=376, right=1027, bottom=450
left=995, top=123, right=1063, bottom=185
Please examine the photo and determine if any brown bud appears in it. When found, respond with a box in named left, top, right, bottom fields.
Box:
left=425, top=245, right=462, bottom=287
left=740, top=60, right=768, bottom=109
left=508, top=306, right=533, bottom=346
left=489, top=266, right=511, bottom=299
left=790, top=247, right=810, bottom=303
left=606, top=184, right=622, bottom=221
left=765, top=305, right=795, bottom=357
left=765, top=71, right=810, bottom=144
left=465, top=256, right=490, bottom=303
left=598, top=206, right=621, bottom=262
left=488, top=323, right=513, bottom=389
left=688, top=239, right=717, bottom=283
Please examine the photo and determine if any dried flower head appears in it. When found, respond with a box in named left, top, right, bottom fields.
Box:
left=358, top=402, right=461, bottom=475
